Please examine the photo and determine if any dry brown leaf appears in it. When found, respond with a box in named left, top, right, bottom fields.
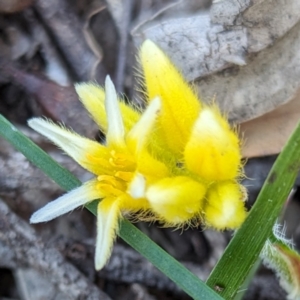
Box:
left=0, top=200, right=111, bottom=300
left=240, top=91, right=300, bottom=158
left=133, top=0, right=300, bottom=123
left=0, top=62, right=98, bottom=137
left=105, top=0, right=133, bottom=92
left=105, top=0, right=126, bottom=33
left=82, top=0, right=106, bottom=75
left=0, top=15, right=40, bottom=61
left=34, top=0, right=105, bottom=82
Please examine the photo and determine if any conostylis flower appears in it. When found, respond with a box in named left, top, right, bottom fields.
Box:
left=139, top=40, right=247, bottom=229
left=29, top=40, right=247, bottom=270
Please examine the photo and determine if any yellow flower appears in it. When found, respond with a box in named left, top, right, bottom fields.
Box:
left=139, top=40, right=246, bottom=229
left=29, top=39, right=247, bottom=270
left=29, top=76, right=168, bottom=270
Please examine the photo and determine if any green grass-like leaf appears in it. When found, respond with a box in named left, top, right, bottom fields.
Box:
left=206, top=120, right=300, bottom=299
left=0, top=114, right=223, bottom=300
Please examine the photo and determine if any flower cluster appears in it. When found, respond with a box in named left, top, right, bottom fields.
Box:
left=29, top=40, right=247, bottom=270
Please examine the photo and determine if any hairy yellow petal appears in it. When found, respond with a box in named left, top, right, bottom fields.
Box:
left=127, top=172, right=146, bottom=199
left=104, top=76, right=125, bottom=146
left=75, top=82, right=141, bottom=133
left=146, top=176, right=206, bottom=225
left=184, top=107, right=241, bottom=181
left=137, top=150, right=169, bottom=183
left=204, top=181, right=247, bottom=230
left=28, top=118, right=110, bottom=175
left=126, top=97, right=160, bottom=155
left=30, top=179, right=103, bottom=223
left=95, top=198, right=121, bottom=270
left=120, top=189, right=150, bottom=212
left=140, top=40, right=201, bottom=155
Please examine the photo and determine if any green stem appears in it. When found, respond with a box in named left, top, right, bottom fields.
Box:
left=206, top=120, right=300, bottom=299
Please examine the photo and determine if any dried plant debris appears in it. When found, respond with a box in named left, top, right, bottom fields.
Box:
left=0, top=61, right=99, bottom=136
left=0, top=126, right=91, bottom=205
left=0, top=0, right=34, bottom=14
left=0, top=6, right=102, bottom=134
left=0, top=11, right=69, bottom=82
left=241, top=92, right=300, bottom=158
left=244, top=273, right=287, bottom=300
left=0, top=199, right=111, bottom=299
left=33, top=0, right=105, bottom=82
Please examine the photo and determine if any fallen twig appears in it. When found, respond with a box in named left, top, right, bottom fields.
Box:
left=0, top=199, right=111, bottom=300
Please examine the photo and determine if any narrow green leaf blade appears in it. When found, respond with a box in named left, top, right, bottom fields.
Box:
left=120, top=219, right=220, bottom=300
left=206, top=120, right=300, bottom=299
left=0, top=114, right=223, bottom=300
left=0, top=115, right=81, bottom=190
